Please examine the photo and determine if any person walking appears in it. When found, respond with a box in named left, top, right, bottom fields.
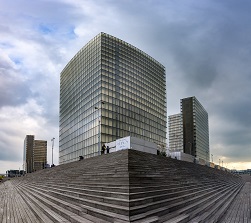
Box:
left=101, top=144, right=106, bottom=155
left=106, top=146, right=110, bottom=154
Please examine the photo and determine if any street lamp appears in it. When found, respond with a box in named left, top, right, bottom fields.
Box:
left=51, top=137, right=55, bottom=167
left=219, top=159, right=221, bottom=166
left=95, top=101, right=105, bottom=155
left=211, top=154, right=213, bottom=163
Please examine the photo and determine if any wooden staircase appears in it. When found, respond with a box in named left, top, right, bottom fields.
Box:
left=2, top=149, right=244, bottom=223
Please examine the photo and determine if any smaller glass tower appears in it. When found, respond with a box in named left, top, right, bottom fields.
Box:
left=168, top=113, right=183, bottom=152
left=181, top=96, right=209, bottom=161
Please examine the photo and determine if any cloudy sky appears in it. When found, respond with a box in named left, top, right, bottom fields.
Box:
left=0, top=0, right=250, bottom=173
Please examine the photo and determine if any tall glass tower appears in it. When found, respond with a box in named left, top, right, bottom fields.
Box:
left=23, top=135, right=47, bottom=173
left=168, top=113, right=183, bottom=152
left=60, top=33, right=166, bottom=164
left=181, top=96, right=209, bottom=161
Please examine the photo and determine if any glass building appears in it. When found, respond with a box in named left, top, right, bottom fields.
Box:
left=168, top=113, right=183, bottom=152
left=181, top=96, right=209, bottom=161
left=23, top=135, right=47, bottom=173
left=33, top=140, right=47, bottom=171
left=60, top=33, right=166, bottom=164
left=23, top=135, right=34, bottom=173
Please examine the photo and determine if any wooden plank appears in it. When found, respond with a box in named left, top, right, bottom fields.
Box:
left=17, top=185, right=70, bottom=223
left=15, top=187, right=37, bottom=223
left=2, top=187, right=7, bottom=223
left=6, top=186, right=11, bottom=223
left=220, top=182, right=251, bottom=222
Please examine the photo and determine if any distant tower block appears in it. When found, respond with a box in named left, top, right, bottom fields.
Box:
left=181, top=96, right=209, bottom=161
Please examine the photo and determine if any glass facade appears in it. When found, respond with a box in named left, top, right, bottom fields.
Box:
left=23, top=135, right=34, bottom=173
left=23, top=135, right=47, bottom=172
left=181, top=96, right=209, bottom=161
left=60, top=33, right=167, bottom=164
left=33, top=140, right=47, bottom=171
left=168, top=113, right=183, bottom=152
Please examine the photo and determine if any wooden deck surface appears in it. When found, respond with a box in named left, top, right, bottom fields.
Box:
left=220, top=182, right=251, bottom=223
left=0, top=181, right=38, bottom=223
left=0, top=179, right=250, bottom=222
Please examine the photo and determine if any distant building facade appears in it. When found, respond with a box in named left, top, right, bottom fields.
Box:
left=33, top=140, right=47, bottom=171
left=59, top=32, right=167, bottom=164
left=6, top=170, right=25, bottom=177
left=168, top=113, right=183, bottom=152
left=23, top=135, right=47, bottom=173
left=168, top=96, right=209, bottom=161
left=181, top=96, right=209, bottom=161
left=23, top=135, right=34, bottom=173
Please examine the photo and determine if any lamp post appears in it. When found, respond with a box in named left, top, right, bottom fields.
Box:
left=51, top=137, right=55, bottom=167
left=211, top=154, right=213, bottom=163
left=219, top=159, right=221, bottom=166
left=95, top=101, right=105, bottom=155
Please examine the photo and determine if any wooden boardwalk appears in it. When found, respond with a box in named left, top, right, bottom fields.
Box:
left=220, top=182, right=251, bottom=223
left=0, top=150, right=248, bottom=222
left=0, top=180, right=250, bottom=222
left=0, top=181, right=40, bottom=223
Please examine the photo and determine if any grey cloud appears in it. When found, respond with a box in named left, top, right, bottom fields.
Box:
left=0, top=139, right=21, bottom=162
left=221, top=99, right=251, bottom=128
left=218, top=145, right=251, bottom=163
left=0, top=56, right=33, bottom=107
left=0, top=77, right=32, bottom=108
left=1, top=0, right=251, bottom=170
left=135, top=1, right=251, bottom=162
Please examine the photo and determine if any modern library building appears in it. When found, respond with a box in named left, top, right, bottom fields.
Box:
left=59, top=33, right=166, bottom=164
left=168, top=96, right=209, bottom=161
left=23, top=135, right=47, bottom=173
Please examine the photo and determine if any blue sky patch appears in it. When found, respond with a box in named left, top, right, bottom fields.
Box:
left=38, top=24, right=54, bottom=34
left=65, top=26, right=76, bottom=40
left=9, top=56, right=22, bottom=65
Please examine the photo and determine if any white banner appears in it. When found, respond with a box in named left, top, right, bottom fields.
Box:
left=116, top=136, right=130, bottom=151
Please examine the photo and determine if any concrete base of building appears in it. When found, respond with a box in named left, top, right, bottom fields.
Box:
left=170, top=151, right=194, bottom=163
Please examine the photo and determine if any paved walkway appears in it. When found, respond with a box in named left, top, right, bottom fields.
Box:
left=220, top=182, right=251, bottom=223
